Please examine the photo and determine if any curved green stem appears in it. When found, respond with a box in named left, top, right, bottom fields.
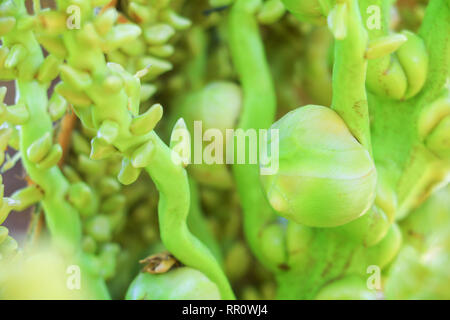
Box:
left=144, top=133, right=234, bottom=299
left=18, top=80, right=82, bottom=248
left=187, top=177, right=223, bottom=264
left=228, top=0, right=278, bottom=269
left=331, top=0, right=371, bottom=152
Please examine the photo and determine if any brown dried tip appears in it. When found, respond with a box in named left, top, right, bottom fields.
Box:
left=139, top=252, right=181, bottom=274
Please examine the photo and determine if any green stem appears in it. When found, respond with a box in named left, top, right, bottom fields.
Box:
left=144, top=133, right=235, bottom=299
left=331, top=0, right=371, bottom=152
left=228, top=0, right=278, bottom=269
left=417, top=0, right=450, bottom=102
left=187, top=177, right=223, bottom=264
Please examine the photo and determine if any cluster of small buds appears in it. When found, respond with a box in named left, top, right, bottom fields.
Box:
left=37, top=1, right=182, bottom=186
left=60, top=127, right=123, bottom=280
left=106, top=0, right=192, bottom=103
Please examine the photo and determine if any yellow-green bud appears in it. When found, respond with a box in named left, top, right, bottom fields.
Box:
left=261, top=105, right=377, bottom=227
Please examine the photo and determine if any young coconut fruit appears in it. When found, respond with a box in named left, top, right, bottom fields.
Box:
left=126, top=267, right=221, bottom=300
left=260, top=105, right=377, bottom=227
left=174, top=81, right=242, bottom=189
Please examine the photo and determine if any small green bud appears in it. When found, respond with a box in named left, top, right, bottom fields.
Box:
left=100, top=194, right=126, bottom=213
left=365, top=34, right=408, bottom=60
left=85, top=215, right=112, bottom=243
left=397, top=31, right=429, bottom=99
left=98, top=177, right=121, bottom=196
left=131, top=141, right=155, bottom=168
left=137, top=56, right=173, bottom=80
left=77, top=23, right=102, bottom=48
left=98, top=243, right=120, bottom=280
left=4, top=44, right=27, bottom=69
left=10, top=185, right=44, bottom=211
left=225, top=242, right=251, bottom=281
left=121, top=38, right=146, bottom=57
left=71, top=131, right=90, bottom=155
left=68, top=182, right=93, bottom=211
left=94, top=8, right=117, bottom=36
left=241, top=286, right=261, bottom=300
left=27, top=132, right=52, bottom=164
left=418, top=94, right=450, bottom=140
left=38, top=55, right=63, bottom=83
left=107, top=50, right=127, bottom=67
left=144, top=24, right=175, bottom=45
left=37, top=144, right=63, bottom=170
left=148, top=44, right=174, bottom=58
left=0, top=198, right=17, bottom=224
left=1, top=103, right=29, bottom=125
left=364, top=223, right=402, bottom=269
left=47, top=93, right=67, bottom=121
left=161, top=9, right=192, bottom=30
left=62, top=165, right=82, bottom=183
left=97, top=120, right=119, bottom=144
left=90, top=136, right=118, bottom=160
left=0, top=235, right=18, bottom=259
left=102, top=75, right=123, bottom=93
left=118, top=157, right=141, bottom=185
left=258, top=0, right=286, bottom=25
left=259, top=223, right=286, bottom=267
left=105, top=24, right=142, bottom=51
left=130, top=103, right=163, bottom=136
left=335, top=205, right=390, bottom=246
left=82, top=236, right=97, bottom=254
left=78, top=154, right=105, bottom=176
left=60, top=65, right=92, bottom=91
left=35, top=34, right=67, bottom=59
left=128, top=2, right=157, bottom=25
